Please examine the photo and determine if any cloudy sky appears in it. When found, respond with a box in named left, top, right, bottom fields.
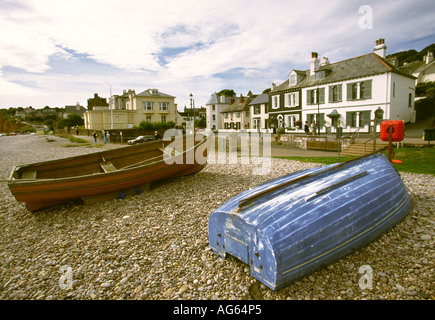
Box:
left=1, top=0, right=435, bottom=111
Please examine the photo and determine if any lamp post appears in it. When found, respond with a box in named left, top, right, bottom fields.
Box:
left=317, top=87, right=320, bottom=135
left=373, top=108, right=384, bottom=153
left=190, top=93, right=194, bottom=134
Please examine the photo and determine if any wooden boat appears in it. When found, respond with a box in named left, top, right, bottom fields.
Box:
left=208, top=153, right=412, bottom=290
left=8, top=133, right=210, bottom=211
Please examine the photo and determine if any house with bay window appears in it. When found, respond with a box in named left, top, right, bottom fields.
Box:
left=269, top=39, right=416, bottom=134
left=84, top=88, right=181, bottom=130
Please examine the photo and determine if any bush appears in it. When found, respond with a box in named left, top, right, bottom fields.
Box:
left=415, top=97, right=435, bottom=121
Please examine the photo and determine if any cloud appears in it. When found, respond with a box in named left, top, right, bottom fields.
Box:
left=1, top=0, right=435, bottom=109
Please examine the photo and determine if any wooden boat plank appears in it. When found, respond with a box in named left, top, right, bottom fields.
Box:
left=81, top=183, right=150, bottom=205
left=8, top=134, right=210, bottom=211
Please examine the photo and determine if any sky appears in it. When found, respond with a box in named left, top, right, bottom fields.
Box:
left=1, top=0, right=435, bottom=111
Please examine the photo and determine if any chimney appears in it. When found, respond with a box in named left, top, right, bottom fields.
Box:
left=229, top=98, right=235, bottom=105
left=271, top=83, right=276, bottom=90
left=239, top=94, right=244, bottom=103
left=320, top=56, right=330, bottom=66
left=373, top=38, right=387, bottom=59
left=310, top=52, right=320, bottom=75
left=426, top=51, right=434, bottom=64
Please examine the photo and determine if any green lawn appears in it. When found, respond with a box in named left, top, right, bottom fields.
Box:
left=274, top=147, right=435, bottom=175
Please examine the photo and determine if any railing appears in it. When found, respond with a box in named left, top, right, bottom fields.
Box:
left=362, top=134, right=380, bottom=154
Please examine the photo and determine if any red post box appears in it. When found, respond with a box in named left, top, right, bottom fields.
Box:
left=380, top=120, right=404, bottom=142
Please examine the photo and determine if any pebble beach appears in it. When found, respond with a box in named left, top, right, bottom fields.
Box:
left=0, top=134, right=433, bottom=300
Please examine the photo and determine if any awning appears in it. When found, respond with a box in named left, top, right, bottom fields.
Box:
left=327, top=109, right=340, bottom=118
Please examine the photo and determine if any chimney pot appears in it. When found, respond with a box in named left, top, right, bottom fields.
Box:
left=310, top=52, right=320, bottom=75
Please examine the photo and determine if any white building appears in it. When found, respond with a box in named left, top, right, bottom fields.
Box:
left=205, top=92, right=234, bottom=131
left=270, top=39, right=417, bottom=134
left=403, top=51, right=435, bottom=84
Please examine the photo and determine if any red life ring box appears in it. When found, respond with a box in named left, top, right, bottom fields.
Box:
left=380, top=120, right=404, bottom=142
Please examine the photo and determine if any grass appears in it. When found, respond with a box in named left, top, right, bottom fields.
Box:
left=274, top=147, right=435, bottom=175
left=381, top=146, right=435, bottom=175
left=69, top=137, right=89, bottom=144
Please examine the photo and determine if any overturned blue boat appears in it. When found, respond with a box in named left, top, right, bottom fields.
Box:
left=208, top=153, right=412, bottom=290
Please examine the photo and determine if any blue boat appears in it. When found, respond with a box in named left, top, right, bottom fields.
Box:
left=208, top=153, right=412, bottom=290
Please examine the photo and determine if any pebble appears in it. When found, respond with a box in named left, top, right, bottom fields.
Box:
left=0, top=134, right=433, bottom=300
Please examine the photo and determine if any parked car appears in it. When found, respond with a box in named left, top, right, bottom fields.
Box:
left=127, top=135, right=155, bottom=145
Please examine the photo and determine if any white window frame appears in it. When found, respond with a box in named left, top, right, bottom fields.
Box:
left=272, top=95, right=280, bottom=109
left=159, top=102, right=169, bottom=111
left=143, top=101, right=153, bottom=111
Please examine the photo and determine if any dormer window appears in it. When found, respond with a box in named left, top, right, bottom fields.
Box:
left=315, top=70, right=325, bottom=79
left=290, top=74, right=297, bottom=85
left=150, top=89, right=158, bottom=95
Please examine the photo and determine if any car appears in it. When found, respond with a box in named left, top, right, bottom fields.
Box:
left=127, top=135, right=155, bottom=145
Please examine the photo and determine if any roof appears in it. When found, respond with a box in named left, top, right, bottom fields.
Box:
left=206, top=92, right=234, bottom=105
left=271, top=53, right=416, bottom=93
left=248, top=93, right=269, bottom=105
left=135, top=89, right=175, bottom=98
left=222, top=95, right=257, bottom=113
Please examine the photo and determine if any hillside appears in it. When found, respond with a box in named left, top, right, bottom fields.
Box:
left=387, top=43, right=435, bottom=66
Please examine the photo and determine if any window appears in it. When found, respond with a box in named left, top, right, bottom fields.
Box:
left=329, top=84, right=342, bottom=102
left=307, top=113, right=324, bottom=129
left=146, top=116, right=151, bottom=122
left=224, top=113, right=228, bottom=118
left=359, top=111, right=371, bottom=127
left=143, top=102, right=153, bottom=111
left=235, top=112, right=241, bottom=118
left=212, top=114, right=215, bottom=121
left=307, top=88, right=324, bottom=105
left=254, top=105, right=261, bottom=114
left=409, top=93, right=413, bottom=107
left=315, top=70, right=325, bottom=80
left=290, top=74, right=297, bottom=85
left=212, top=105, right=215, bottom=111
left=307, top=90, right=315, bottom=105
left=253, top=118, right=260, bottom=129
left=285, top=92, right=300, bottom=107
left=346, top=80, right=372, bottom=100
left=272, top=95, right=280, bottom=109
left=161, top=116, right=166, bottom=122
left=346, top=112, right=358, bottom=127
left=159, top=102, right=169, bottom=111
left=352, top=83, right=358, bottom=100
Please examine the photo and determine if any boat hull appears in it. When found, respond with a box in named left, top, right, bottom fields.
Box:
left=208, top=153, right=412, bottom=290
left=8, top=134, right=209, bottom=211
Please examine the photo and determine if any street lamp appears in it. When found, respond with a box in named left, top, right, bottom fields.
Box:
left=190, top=93, right=195, bottom=133
left=373, top=107, right=384, bottom=152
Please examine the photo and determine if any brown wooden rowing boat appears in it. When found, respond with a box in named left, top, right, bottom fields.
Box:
left=8, top=133, right=210, bottom=211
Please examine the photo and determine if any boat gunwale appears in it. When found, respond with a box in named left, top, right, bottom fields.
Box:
left=8, top=134, right=209, bottom=187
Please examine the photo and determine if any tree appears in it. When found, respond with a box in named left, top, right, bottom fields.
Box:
left=57, top=113, right=84, bottom=129
left=218, top=89, right=236, bottom=97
